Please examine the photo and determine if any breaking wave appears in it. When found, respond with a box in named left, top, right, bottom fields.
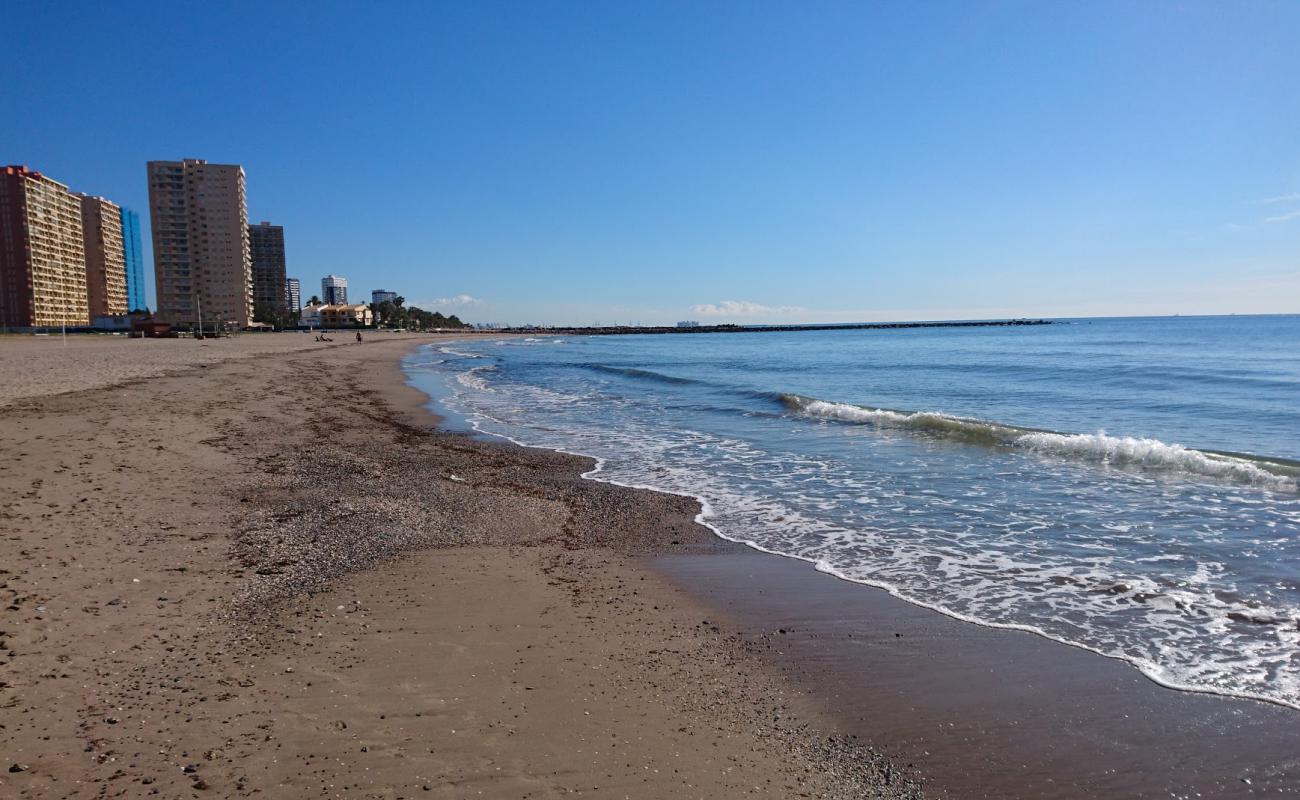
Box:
left=782, top=394, right=1300, bottom=491
left=438, top=345, right=486, bottom=359
left=455, top=365, right=497, bottom=391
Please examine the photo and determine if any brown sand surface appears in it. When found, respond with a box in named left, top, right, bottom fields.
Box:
left=0, top=335, right=920, bottom=799
left=0, top=331, right=424, bottom=407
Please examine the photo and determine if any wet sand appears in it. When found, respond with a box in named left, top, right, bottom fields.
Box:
left=651, top=551, right=1300, bottom=798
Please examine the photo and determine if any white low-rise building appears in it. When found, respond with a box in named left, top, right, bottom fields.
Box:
left=300, top=303, right=322, bottom=327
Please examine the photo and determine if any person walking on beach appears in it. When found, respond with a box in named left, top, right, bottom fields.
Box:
left=356, top=331, right=363, bottom=343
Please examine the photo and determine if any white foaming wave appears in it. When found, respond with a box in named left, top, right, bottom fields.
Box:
left=789, top=396, right=1297, bottom=492
left=1014, top=431, right=1297, bottom=491
left=799, top=400, right=882, bottom=421
left=455, top=365, right=496, bottom=391
left=798, top=399, right=947, bottom=426
left=438, top=345, right=484, bottom=359
left=789, top=398, right=1016, bottom=446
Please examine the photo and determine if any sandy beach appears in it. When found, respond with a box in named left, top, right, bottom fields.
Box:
left=0, top=334, right=921, bottom=799
left=5, top=334, right=1298, bottom=799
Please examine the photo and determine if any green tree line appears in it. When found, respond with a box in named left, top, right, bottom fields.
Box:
left=370, top=296, right=472, bottom=330
left=253, top=295, right=473, bottom=330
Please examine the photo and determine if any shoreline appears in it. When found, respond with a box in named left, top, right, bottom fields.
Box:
left=650, top=551, right=1300, bottom=798
left=411, top=339, right=1300, bottom=797
left=461, top=413, right=1300, bottom=713
left=412, top=341, right=1300, bottom=714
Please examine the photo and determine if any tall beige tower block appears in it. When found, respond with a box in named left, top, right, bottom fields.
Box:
left=146, top=159, right=253, bottom=329
left=78, top=195, right=128, bottom=318
left=0, top=165, right=89, bottom=328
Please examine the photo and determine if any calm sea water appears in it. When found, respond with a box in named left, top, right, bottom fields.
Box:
left=405, top=316, right=1300, bottom=708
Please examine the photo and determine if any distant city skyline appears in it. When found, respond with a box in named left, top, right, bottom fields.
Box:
left=4, top=2, right=1298, bottom=325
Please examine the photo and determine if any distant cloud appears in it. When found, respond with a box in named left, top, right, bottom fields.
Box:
left=690, top=299, right=805, bottom=316
left=428, top=294, right=482, bottom=306
left=1257, top=192, right=1300, bottom=205
left=1243, top=192, right=1300, bottom=224
left=1264, top=208, right=1300, bottom=224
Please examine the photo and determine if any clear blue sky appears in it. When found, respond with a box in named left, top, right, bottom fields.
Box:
left=4, top=1, right=1298, bottom=324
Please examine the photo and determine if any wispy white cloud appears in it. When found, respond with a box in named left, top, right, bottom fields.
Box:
left=1257, top=192, right=1300, bottom=205
left=690, top=299, right=805, bottom=316
left=425, top=294, right=482, bottom=306
left=1264, top=208, right=1300, bottom=224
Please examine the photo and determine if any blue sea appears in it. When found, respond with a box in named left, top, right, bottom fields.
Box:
left=405, top=316, right=1300, bottom=709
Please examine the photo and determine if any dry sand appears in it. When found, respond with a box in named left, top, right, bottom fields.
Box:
left=0, top=334, right=921, bottom=799
left=0, top=332, right=396, bottom=406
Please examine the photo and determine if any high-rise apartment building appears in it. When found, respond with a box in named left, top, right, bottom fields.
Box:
left=371, top=289, right=397, bottom=305
left=121, top=207, right=146, bottom=311
left=0, top=165, right=89, bottom=328
left=322, top=274, right=348, bottom=305
left=147, top=159, right=252, bottom=329
left=79, top=195, right=129, bottom=319
left=286, top=277, right=301, bottom=313
left=248, top=221, right=287, bottom=316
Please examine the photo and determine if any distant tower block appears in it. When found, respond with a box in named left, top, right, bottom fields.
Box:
left=79, top=194, right=129, bottom=318
left=249, top=221, right=288, bottom=315
left=147, top=159, right=253, bottom=328
left=0, top=165, right=89, bottom=328
left=322, top=274, right=348, bottom=305
left=121, top=207, right=146, bottom=311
